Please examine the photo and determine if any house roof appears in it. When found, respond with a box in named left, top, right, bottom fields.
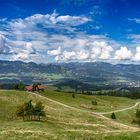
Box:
left=25, top=85, right=33, bottom=91
left=37, top=85, right=45, bottom=89
left=25, top=85, right=45, bottom=91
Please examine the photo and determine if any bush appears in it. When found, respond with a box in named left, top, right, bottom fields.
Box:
left=132, top=118, right=139, bottom=124
left=91, top=100, right=97, bottom=105
left=111, top=112, right=116, bottom=119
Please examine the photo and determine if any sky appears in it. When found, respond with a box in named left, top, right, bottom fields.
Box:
left=0, top=0, right=140, bottom=63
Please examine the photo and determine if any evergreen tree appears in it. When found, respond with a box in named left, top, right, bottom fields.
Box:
left=111, top=112, right=116, bottom=119
left=26, top=100, right=34, bottom=120
left=32, top=83, right=38, bottom=91
left=72, top=93, right=75, bottom=98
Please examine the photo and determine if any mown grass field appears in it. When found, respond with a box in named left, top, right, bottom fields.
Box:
left=0, top=90, right=140, bottom=140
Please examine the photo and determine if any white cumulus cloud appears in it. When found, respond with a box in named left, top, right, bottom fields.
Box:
left=0, top=11, right=136, bottom=63
left=48, top=46, right=62, bottom=56
left=87, top=41, right=113, bottom=60
left=10, top=42, right=37, bottom=61
left=25, top=42, right=36, bottom=54
left=134, top=46, right=140, bottom=61
left=76, top=50, right=89, bottom=60
left=56, top=15, right=91, bottom=26
left=115, top=47, right=133, bottom=60
left=0, top=34, right=10, bottom=54
left=8, top=11, right=91, bottom=32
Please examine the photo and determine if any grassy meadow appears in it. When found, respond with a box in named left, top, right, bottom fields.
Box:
left=0, top=90, right=140, bottom=140
left=40, top=88, right=138, bottom=112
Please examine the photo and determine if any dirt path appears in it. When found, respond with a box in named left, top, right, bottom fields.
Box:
left=31, top=92, right=95, bottom=113
left=98, top=101, right=140, bottom=115
left=31, top=92, right=140, bottom=115
left=31, top=92, right=140, bottom=131
left=64, top=129, right=139, bottom=134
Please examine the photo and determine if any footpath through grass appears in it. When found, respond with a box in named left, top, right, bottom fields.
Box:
left=104, top=104, right=140, bottom=127
left=0, top=90, right=140, bottom=140
left=40, top=89, right=138, bottom=112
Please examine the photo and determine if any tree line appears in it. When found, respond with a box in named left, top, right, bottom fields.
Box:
left=63, top=89, right=140, bottom=99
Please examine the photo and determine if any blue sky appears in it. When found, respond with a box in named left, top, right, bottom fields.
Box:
left=0, top=0, right=140, bottom=63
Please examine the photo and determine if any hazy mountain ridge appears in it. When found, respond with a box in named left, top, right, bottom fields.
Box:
left=0, top=60, right=140, bottom=86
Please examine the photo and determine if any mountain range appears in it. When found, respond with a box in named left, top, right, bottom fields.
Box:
left=0, top=60, right=139, bottom=87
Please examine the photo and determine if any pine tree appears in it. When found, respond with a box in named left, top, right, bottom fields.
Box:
left=32, top=83, right=38, bottom=91
left=72, top=93, right=75, bottom=98
left=26, top=100, right=34, bottom=120
left=111, top=112, right=116, bottom=119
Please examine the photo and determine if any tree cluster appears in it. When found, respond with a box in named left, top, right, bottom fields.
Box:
left=16, top=100, right=45, bottom=121
left=15, top=82, right=25, bottom=90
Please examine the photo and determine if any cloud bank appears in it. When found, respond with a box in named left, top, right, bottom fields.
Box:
left=0, top=11, right=139, bottom=63
left=0, top=34, right=11, bottom=54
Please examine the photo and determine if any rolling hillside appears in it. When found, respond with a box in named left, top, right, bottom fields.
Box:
left=1, top=90, right=140, bottom=140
